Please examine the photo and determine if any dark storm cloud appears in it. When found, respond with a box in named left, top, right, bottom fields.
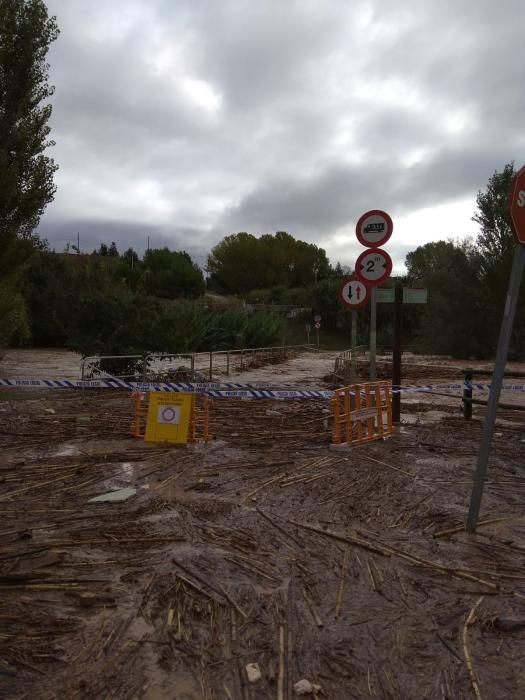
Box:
left=218, top=144, right=514, bottom=236
left=38, top=217, right=209, bottom=263
left=39, top=0, right=525, bottom=266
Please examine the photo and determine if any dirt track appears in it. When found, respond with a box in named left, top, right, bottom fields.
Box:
left=1, top=350, right=525, bottom=699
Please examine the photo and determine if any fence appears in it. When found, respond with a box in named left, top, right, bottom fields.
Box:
left=333, top=346, right=367, bottom=384
left=81, top=345, right=314, bottom=383
left=331, top=381, right=393, bottom=446
left=462, top=368, right=525, bottom=418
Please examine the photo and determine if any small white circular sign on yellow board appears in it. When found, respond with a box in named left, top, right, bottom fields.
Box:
left=145, top=391, right=193, bottom=443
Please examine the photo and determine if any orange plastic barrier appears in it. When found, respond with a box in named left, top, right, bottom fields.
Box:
left=331, top=381, right=393, bottom=446
left=131, top=391, right=211, bottom=443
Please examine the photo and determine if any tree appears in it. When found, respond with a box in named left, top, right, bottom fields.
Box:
left=108, top=241, right=119, bottom=256
left=405, top=240, right=485, bottom=357
left=207, top=233, right=261, bottom=293
left=0, top=0, right=59, bottom=241
left=472, top=163, right=525, bottom=357
left=0, top=0, right=59, bottom=346
left=142, top=247, right=205, bottom=298
left=474, top=162, right=515, bottom=272
left=122, top=247, right=139, bottom=266
left=207, top=231, right=331, bottom=294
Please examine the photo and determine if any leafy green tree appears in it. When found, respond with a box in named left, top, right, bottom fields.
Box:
left=474, top=162, right=515, bottom=272
left=122, top=247, right=139, bottom=266
left=208, top=231, right=331, bottom=293
left=108, top=241, right=119, bottom=256
left=471, top=162, right=525, bottom=356
left=207, top=232, right=261, bottom=292
left=0, top=0, right=59, bottom=345
left=0, top=0, right=59, bottom=240
left=23, top=250, right=68, bottom=345
left=405, top=240, right=484, bottom=357
left=142, top=247, right=205, bottom=298
left=308, top=277, right=343, bottom=328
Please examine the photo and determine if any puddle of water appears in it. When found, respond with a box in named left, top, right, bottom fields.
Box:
left=401, top=410, right=449, bottom=425
left=144, top=482, right=188, bottom=500
left=53, top=444, right=82, bottom=457
left=89, top=487, right=137, bottom=503
left=123, top=615, right=202, bottom=700
left=141, top=512, right=179, bottom=523
left=120, top=462, right=133, bottom=477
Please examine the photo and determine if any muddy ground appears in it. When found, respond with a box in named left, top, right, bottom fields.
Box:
left=1, top=350, right=525, bottom=699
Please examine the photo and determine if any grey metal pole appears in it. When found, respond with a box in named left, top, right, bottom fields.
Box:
left=392, top=283, right=403, bottom=423
left=466, top=244, right=525, bottom=532
left=370, top=286, right=377, bottom=381
left=350, top=311, right=357, bottom=383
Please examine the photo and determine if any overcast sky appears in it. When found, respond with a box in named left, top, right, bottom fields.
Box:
left=39, top=0, right=524, bottom=271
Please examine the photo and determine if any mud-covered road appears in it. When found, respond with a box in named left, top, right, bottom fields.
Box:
left=1, top=349, right=525, bottom=699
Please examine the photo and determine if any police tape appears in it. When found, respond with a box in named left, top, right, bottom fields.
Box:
left=2, top=377, right=524, bottom=398
left=0, top=378, right=333, bottom=398
left=464, top=382, right=525, bottom=392
left=393, top=383, right=464, bottom=393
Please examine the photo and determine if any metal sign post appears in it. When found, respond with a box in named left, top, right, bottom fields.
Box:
left=370, top=287, right=377, bottom=381
left=354, top=211, right=393, bottom=383
left=392, top=283, right=403, bottom=423
left=466, top=164, right=525, bottom=531
left=351, top=311, right=358, bottom=383
left=466, top=244, right=525, bottom=531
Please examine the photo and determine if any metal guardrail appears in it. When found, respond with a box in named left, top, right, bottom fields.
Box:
left=80, top=345, right=315, bottom=383
left=81, top=354, right=145, bottom=382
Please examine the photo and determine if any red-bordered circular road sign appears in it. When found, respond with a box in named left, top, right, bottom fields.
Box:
left=337, top=277, right=369, bottom=310
left=508, top=164, right=525, bottom=245
left=355, top=248, right=393, bottom=286
left=356, top=210, right=393, bottom=247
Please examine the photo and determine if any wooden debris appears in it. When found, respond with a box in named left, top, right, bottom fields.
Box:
left=335, top=548, right=349, bottom=617
left=463, top=597, right=484, bottom=700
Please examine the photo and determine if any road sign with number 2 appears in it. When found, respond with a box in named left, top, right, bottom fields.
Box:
left=355, top=248, right=393, bottom=286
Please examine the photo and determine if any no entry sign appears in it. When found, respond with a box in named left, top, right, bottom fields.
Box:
left=338, top=278, right=369, bottom=310
left=355, top=248, right=392, bottom=286
left=509, top=164, right=525, bottom=245
left=356, top=210, right=393, bottom=247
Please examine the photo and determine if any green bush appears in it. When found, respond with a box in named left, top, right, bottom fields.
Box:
left=245, top=288, right=271, bottom=304
left=280, top=287, right=310, bottom=306
left=0, top=287, right=31, bottom=347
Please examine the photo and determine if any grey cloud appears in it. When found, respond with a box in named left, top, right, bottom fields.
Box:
left=39, top=217, right=208, bottom=264
left=37, top=0, right=525, bottom=269
left=216, top=142, right=513, bottom=243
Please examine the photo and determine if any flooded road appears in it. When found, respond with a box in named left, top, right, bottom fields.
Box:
left=1, top=348, right=525, bottom=698
left=0, top=348, right=82, bottom=379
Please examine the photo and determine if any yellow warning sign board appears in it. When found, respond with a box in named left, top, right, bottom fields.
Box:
left=144, top=391, right=193, bottom=444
